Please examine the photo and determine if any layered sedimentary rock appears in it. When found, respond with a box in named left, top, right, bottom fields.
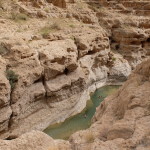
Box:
left=69, top=58, right=150, bottom=150
left=0, top=0, right=149, bottom=140
left=0, top=58, right=149, bottom=150
left=0, top=29, right=131, bottom=139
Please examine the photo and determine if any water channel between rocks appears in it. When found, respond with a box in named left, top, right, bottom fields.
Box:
left=44, top=85, right=120, bottom=140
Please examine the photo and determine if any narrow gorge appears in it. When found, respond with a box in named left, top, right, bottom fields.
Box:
left=0, top=0, right=149, bottom=150
left=44, top=85, right=120, bottom=140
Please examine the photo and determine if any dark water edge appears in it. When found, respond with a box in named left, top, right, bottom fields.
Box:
left=44, top=85, right=120, bottom=140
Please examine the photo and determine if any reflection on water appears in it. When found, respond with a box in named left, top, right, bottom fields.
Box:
left=44, top=85, right=120, bottom=140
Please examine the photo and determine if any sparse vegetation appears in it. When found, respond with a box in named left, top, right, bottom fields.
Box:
left=69, top=24, right=75, bottom=28
left=85, top=131, right=94, bottom=143
left=0, top=45, right=8, bottom=55
left=16, top=29, right=22, bottom=32
left=112, top=57, right=116, bottom=61
left=6, top=69, right=18, bottom=89
left=40, top=22, right=61, bottom=37
left=70, top=35, right=75, bottom=41
left=10, top=12, right=28, bottom=22
left=76, top=2, right=86, bottom=9
left=51, top=22, right=61, bottom=30
left=44, top=7, right=49, bottom=13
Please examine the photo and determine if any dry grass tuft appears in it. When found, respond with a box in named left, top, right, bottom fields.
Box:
left=40, top=22, right=61, bottom=37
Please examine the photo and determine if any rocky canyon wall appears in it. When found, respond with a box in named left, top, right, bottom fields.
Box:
left=0, top=54, right=150, bottom=150
left=68, top=58, right=150, bottom=150
left=0, top=0, right=149, bottom=140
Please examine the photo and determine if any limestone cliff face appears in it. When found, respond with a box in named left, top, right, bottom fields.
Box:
left=0, top=27, right=130, bottom=139
left=0, top=58, right=149, bottom=150
left=0, top=0, right=149, bottom=139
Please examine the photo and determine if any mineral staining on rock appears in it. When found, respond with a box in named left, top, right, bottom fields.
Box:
left=0, top=0, right=150, bottom=149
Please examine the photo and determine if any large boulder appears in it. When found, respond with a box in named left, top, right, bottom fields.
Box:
left=0, top=131, right=59, bottom=150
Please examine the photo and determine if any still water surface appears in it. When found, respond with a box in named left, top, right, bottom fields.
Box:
left=44, top=85, right=120, bottom=140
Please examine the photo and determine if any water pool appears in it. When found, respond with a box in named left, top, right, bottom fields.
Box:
left=44, top=85, right=120, bottom=140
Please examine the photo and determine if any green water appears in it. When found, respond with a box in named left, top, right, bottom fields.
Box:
left=44, top=85, right=120, bottom=140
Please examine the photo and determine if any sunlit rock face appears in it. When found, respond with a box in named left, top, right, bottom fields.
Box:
left=0, top=0, right=149, bottom=141
left=0, top=59, right=149, bottom=150
left=0, top=28, right=131, bottom=139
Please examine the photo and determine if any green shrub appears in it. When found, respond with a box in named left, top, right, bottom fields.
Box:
left=69, top=24, right=75, bottom=28
left=112, top=57, right=116, bottom=61
left=6, top=70, right=18, bottom=89
left=0, top=45, right=8, bottom=55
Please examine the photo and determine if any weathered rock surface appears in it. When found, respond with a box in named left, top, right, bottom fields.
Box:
left=0, top=58, right=149, bottom=150
left=69, top=58, right=150, bottom=150
left=0, top=131, right=60, bottom=150
left=0, top=56, right=12, bottom=134
left=39, top=39, right=78, bottom=80
left=0, top=0, right=149, bottom=143
left=0, top=25, right=132, bottom=138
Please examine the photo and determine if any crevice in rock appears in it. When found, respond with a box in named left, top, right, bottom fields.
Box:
left=33, top=76, right=43, bottom=83
left=141, top=41, right=145, bottom=48
left=4, top=64, right=15, bottom=134
left=41, top=75, right=50, bottom=109
left=74, top=39, right=80, bottom=60
left=115, top=44, right=120, bottom=50
left=5, top=105, right=14, bottom=140
left=86, top=50, right=95, bottom=55
left=64, top=68, right=69, bottom=75
left=7, top=111, right=13, bottom=129
left=41, top=75, right=47, bottom=97
left=109, top=36, right=115, bottom=44
left=36, top=51, right=48, bottom=98
left=146, top=38, right=150, bottom=42
left=5, top=135, right=18, bottom=140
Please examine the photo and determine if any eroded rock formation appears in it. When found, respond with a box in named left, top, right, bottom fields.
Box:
left=0, top=57, right=149, bottom=150
left=69, top=58, right=150, bottom=150
left=0, top=29, right=130, bottom=139
left=0, top=0, right=149, bottom=144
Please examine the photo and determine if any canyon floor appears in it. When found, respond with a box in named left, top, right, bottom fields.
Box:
left=0, top=0, right=150, bottom=150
